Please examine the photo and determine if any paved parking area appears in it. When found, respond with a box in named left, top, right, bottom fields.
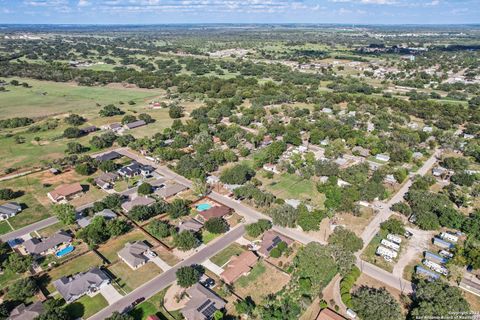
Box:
left=100, top=284, right=123, bottom=305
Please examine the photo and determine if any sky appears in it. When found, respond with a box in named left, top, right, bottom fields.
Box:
left=0, top=0, right=479, bottom=25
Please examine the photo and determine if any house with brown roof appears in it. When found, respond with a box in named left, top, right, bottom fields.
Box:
left=198, top=205, right=232, bottom=222
left=258, top=230, right=294, bottom=257
left=220, top=251, right=258, bottom=284
left=47, top=183, right=83, bottom=203
left=316, top=308, right=347, bottom=320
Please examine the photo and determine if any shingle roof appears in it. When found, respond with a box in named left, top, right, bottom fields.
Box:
left=220, top=251, right=258, bottom=284
left=258, top=230, right=293, bottom=256
left=48, top=183, right=83, bottom=201
left=121, top=196, right=155, bottom=212
left=94, top=151, right=121, bottom=162
left=9, top=302, right=44, bottom=320
left=54, top=267, right=110, bottom=302
left=199, top=205, right=231, bottom=221
left=178, top=219, right=203, bottom=233
left=118, top=241, right=150, bottom=268
left=155, top=182, right=187, bottom=199
left=125, top=120, right=146, bottom=129
left=0, top=202, right=22, bottom=215
left=182, top=283, right=226, bottom=320
left=316, top=308, right=347, bottom=320
left=24, top=231, right=72, bottom=255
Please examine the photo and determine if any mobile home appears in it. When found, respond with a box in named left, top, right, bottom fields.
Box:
left=387, top=234, right=402, bottom=245
left=381, top=239, right=400, bottom=252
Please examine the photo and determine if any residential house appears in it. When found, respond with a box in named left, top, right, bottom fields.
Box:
left=0, top=202, right=22, bottom=220
left=258, top=230, right=293, bottom=257
left=54, top=267, right=110, bottom=303
left=155, top=182, right=188, bottom=199
left=94, top=172, right=119, bottom=189
left=316, top=308, right=347, bottom=320
left=206, top=175, right=220, bottom=185
left=118, top=241, right=151, bottom=270
left=352, top=146, right=370, bottom=157
left=23, top=231, right=72, bottom=256
left=181, top=283, right=226, bottom=320
left=117, top=162, right=153, bottom=178
left=460, top=278, right=480, bottom=297
left=432, top=166, right=448, bottom=178
left=178, top=219, right=204, bottom=233
left=220, top=251, right=258, bottom=284
left=102, top=123, right=122, bottom=133
left=124, top=120, right=146, bottom=130
left=262, top=163, right=279, bottom=174
left=198, top=205, right=232, bottom=222
left=121, top=196, right=155, bottom=212
left=47, top=183, right=83, bottom=203
left=9, top=302, right=44, bottom=320
left=94, top=151, right=121, bottom=162
left=77, top=209, right=117, bottom=228
left=433, top=237, right=454, bottom=249
left=384, top=174, right=397, bottom=184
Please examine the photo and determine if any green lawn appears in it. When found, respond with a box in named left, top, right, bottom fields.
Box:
left=129, top=301, right=158, bottom=320
left=6, top=193, right=51, bottom=229
left=108, top=261, right=162, bottom=292
left=65, top=293, right=108, bottom=319
left=0, top=268, right=21, bottom=288
left=201, top=230, right=220, bottom=244
left=210, top=243, right=245, bottom=267
left=37, top=221, right=64, bottom=238
left=130, top=287, right=183, bottom=320
left=263, top=173, right=325, bottom=208
left=236, top=262, right=266, bottom=288
left=97, top=229, right=148, bottom=263
left=0, top=221, right=13, bottom=235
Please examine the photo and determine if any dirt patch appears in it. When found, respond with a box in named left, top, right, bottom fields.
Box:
left=164, top=282, right=188, bottom=311
left=336, top=208, right=374, bottom=237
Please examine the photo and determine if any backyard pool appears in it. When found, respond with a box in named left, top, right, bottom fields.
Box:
left=56, top=245, right=74, bottom=258
left=196, top=203, right=212, bottom=211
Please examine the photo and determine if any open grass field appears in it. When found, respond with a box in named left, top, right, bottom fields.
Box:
left=234, top=261, right=290, bottom=304
left=210, top=243, right=245, bottom=267
left=0, top=78, right=162, bottom=119
left=0, top=268, right=21, bottom=288
left=262, top=173, right=326, bottom=208
left=97, top=228, right=150, bottom=263
left=65, top=293, right=109, bottom=319
left=108, top=261, right=162, bottom=292
left=0, top=221, right=13, bottom=235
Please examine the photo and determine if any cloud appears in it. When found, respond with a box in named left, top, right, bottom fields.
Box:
left=78, top=0, right=90, bottom=7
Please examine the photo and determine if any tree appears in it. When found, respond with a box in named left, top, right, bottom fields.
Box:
left=167, top=199, right=191, bottom=219
left=351, top=286, right=402, bottom=320
left=53, top=204, right=76, bottom=225
left=64, top=114, right=86, bottom=126
left=409, top=280, right=469, bottom=318
left=63, top=127, right=83, bottom=138
left=176, top=265, right=201, bottom=288
left=328, top=226, right=363, bottom=253
left=99, top=160, right=117, bottom=172
left=220, top=164, right=255, bottom=184
left=148, top=220, right=171, bottom=238
left=169, top=104, right=184, bottom=118
left=105, top=312, right=134, bottom=320
left=36, top=299, right=70, bottom=320
left=204, top=217, right=229, bottom=234
left=0, top=303, right=8, bottom=320
left=106, top=219, right=131, bottom=237
left=174, top=231, right=198, bottom=251
left=121, top=115, right=137, bottom=125
left=8, top=277, right=38, bottom=300
left=235, top=297, right=256, bottom=316
left=298, top=207, right=325, bottom=232
left=75, top=162, right=96, bottom=175
left=102, top=194, right=123, bottom=210
left=380, top=218, right=405, bottom=235
left=245, top=219, right=272, bottom=237
left=2, top=252, right=33, bottom=273
left=138, top=113, right=154, bottom=123
left=192, top=178, right=209, bottom=197
left=65, top=142, right=87, bottom=154
left=391, top=202, right=412, bottom=217
left=0, top=188, right=17, bottom=200
left=268, top=204, right=298, bottom=228
left=99, top=105, right=124, bottom=117
left=137, top=182, right=153, bottom=195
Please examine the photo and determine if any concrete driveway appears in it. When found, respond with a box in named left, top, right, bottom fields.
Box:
left=202, top=259, right=225, bottom=276
left=100, top=284, right=123, bottom=305
left=150, top=256, right=171, bottom=271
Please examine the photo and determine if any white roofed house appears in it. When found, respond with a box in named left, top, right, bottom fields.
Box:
left=375, top=154, right=390, bottom=162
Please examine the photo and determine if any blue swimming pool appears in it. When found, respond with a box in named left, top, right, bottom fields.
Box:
left=196, top=203, right=212, bottom=211
left=56, top=245, right=74, bottom=258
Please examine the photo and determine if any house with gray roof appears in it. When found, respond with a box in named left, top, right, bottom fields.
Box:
left=121, top=196, right=155, bottom=212
left=155, top=182, right=187, bottom=199
left=54, top=267, right=110, bottom=303
left=77, top=209, right=118, bottom=228
left=181, top=283, right=226, bottom=320
left=124, top=120, right=146, bottom=130
left=178, top=219, right=203, bottom=233
left=23, top=231, right=72, bottom=256
left=94, top=172, right=120, bottom=189
left=118, top=241, right=151, bottom=269
left=0, top=202, right=22, bottom=220
left=9, top=302, right=44, bottom=320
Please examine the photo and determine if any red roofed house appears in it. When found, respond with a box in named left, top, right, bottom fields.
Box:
left=198, top=205, right=232, bottom=222
left=220, top=251, right=258, bottom=284
left=316, top=308, right=347, bottom=320
left=47, top=183, right=83, bottom=203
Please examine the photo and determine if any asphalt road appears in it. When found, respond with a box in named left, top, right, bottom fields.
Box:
left=88, top=225, right=245, bottom=320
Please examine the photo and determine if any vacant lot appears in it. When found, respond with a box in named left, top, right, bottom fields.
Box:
left=0, top=78, right=162, bottom=119
left=262, top=173, right=325, bottom=208
left=234, top=261, right=290, bottom=304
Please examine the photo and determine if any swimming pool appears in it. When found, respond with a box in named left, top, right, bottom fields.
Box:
left=196, top=203, right=212, bottom=211
left=56, top=245, right=74, bottom=258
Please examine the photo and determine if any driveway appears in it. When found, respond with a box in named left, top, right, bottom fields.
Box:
left=202, top=259, right=225, bottom=275
left=150, top=256, right=171, bottom=272
left=100, top=284, right=123, bottom=305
